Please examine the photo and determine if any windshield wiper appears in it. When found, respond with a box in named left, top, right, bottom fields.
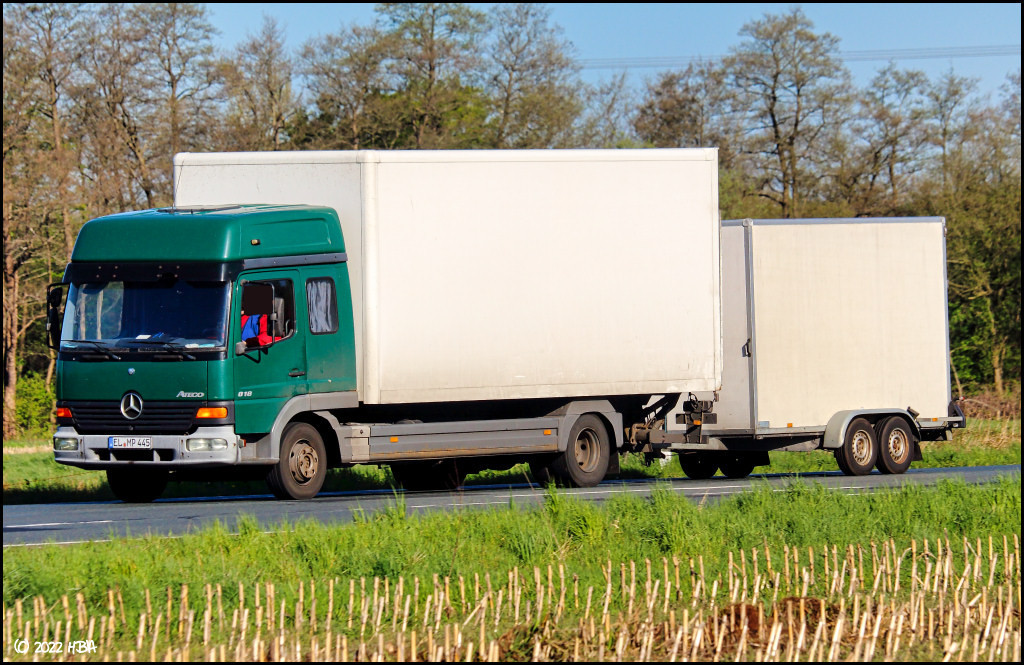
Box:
left=120, top=339, right=196, bottom=360
left=62, top=340, right=122, bottom=360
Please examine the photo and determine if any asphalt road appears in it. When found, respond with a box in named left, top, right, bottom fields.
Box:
left=3, top=465, right=1019, bottom=547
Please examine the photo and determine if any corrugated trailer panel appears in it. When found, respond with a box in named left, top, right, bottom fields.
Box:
left=750, top=219, right=950, bottom=428
left=174, top=149, right=722, bottom=405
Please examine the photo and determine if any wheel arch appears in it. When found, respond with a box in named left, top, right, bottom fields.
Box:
left=823, top=409, right=922, bottom=450
left=548, top=400, right=623, bottom=453
left=264, top=391, right=357, bottom=464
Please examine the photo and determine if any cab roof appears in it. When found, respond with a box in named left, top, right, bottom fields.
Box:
left=70, top=204, right=345, bottom=263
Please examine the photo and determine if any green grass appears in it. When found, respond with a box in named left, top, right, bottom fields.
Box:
left=3, top=419, right=1018, bottom=504
left=3, top=477, right=1020, bottom=615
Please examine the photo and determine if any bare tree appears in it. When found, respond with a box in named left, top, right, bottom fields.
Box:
left=925, top=70, right=979, bottom=196
left=14, top=3, right=86, bottom=256
left=575, top=72, right=638, bottom=149
left=219, top=16, right=297, bottom=151
left=829, top=64, right=929, bottom=215
left=377, top=2, right=488, bottom=148
left=134, top=2, right=220, bottom=160
left=485, top=3, right=581, bottom=148
left=726, top=8, right=851, bottom=217
left=300, top=24, right=395, bottom=149
left=3, top=14, right=53, bottom=437
left=76, top=2, right=163, bottom=209
left=633, top=60, right=740, bottom=163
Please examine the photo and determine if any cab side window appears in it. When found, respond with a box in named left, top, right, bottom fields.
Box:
left=240, top=279, right=295, bottom=345
left=306, top=278, right=338, bottom=335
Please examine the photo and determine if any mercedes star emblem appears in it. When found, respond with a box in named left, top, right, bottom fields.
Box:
left=120, top=392, right=143, bottom=420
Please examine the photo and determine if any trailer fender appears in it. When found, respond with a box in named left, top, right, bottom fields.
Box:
left=823, top=409, right=922, bottom=449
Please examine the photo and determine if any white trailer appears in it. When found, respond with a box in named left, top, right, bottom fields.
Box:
left=654, top=217, right=965, bottom=479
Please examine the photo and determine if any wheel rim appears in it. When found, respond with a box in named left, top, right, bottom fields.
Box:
left=573, top=428, right=601, bottom=473
left=887, top=427, right=909, bottom=464
left=850, top=429, right=873, bottom=466
left=288, top=440, right=320, bottom=485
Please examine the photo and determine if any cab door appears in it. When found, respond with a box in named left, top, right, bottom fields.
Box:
left=232, top=270, right=307, bottom=434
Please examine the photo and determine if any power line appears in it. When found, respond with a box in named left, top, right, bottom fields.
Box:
left=578, top=45, right=1022, bottom=70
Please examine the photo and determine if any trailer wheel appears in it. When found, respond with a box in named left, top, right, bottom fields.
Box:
left=266, top=422, right=327, bottom=499
left=391, top=460, right=465, bottom=491
left=550, top=414, right=610, bottom=487
left=876, top=417, right=915, bottom=475
left=833, top=417, right=877, bottom=476
left=718, top=455, right=756, bottom=479
left=679, top=453, right=718, bottom=480
left=106, top=468, right=169, bottom=502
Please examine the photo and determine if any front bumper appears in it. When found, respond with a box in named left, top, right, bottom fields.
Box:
left=53, top=425, right=242, bottom=468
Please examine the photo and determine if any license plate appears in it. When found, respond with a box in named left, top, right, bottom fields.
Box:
left=108, top=436, right=153, bottom=449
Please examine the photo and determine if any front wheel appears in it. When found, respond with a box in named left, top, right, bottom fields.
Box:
left=107, top=468, right=169, bottom=503
left=834, top=417, right=877, bottom=476
left=267, top=422, right=328, bottom=499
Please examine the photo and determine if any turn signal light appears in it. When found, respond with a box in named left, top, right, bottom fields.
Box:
left=55, top=407, right=72, bottom=419
left=196, top=407, right=228, bottom=419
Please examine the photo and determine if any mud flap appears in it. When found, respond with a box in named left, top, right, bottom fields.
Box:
left=607, top=451, right=621, bottom=476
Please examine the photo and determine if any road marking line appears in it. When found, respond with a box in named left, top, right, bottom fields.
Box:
left=7, top=519, right=114, bottom=528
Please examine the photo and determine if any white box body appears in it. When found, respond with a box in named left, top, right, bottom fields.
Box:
left=710, top=218, right=951, bottom=434
left=173, top=149, right=723, bottom=405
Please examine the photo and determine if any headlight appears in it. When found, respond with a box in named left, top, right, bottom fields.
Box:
left=54, top=437, right=79, bottom=451
left=186, top=438, right=228, bottom=452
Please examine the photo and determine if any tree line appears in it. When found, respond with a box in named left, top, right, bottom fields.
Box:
left=3, top=3, right=1020, bottom=436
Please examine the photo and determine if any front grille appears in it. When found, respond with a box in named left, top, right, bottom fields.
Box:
left=66, top=400, right=197, bottom=434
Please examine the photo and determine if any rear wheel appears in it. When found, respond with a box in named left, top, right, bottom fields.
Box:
left=679, top=453, right=718, bottom=480
left=266, top=422, right=328, bottom=499
left=718, top=454, right=757, bottom=479
left=106, top=468, right=169, bottom=503
left=876, top=417, right=914, bottom=475
left=550, top=414, right=611, bottom=487
left=834, top=417, right=877, bottom=476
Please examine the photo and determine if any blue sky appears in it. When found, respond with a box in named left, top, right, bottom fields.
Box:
left=206, top=3, right=1021, bottom=99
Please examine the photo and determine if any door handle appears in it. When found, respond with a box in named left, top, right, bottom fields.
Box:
left=288, top=369, right=306, bottom=377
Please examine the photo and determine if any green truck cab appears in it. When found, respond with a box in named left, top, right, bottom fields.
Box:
left=50, top=205, right=357, bottom=501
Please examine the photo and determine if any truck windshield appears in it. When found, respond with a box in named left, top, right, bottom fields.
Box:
left=60, top=280, right=230, bottom=351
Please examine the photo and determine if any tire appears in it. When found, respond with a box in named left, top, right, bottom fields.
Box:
left=266, top=422, right=328, bottom=499
left=876, top=416, right=915, bottom=475
left=390, top=460, right=465, bottom=491
left=718, top=454, right=756, bottom=479
left=679, top=453, right=718, bottom=480
left=549, top=414, right=611, bottom=488
left=107, top=468, right=168, bottom=503
left=529, top=459, right=555, bottom=486
left=834, top=417, right=877, bottom=476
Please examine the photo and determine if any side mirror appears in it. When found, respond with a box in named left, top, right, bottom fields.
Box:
left=46, top=283, right=66, bottom=350
left=235, top=341, right=248, bottom=356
